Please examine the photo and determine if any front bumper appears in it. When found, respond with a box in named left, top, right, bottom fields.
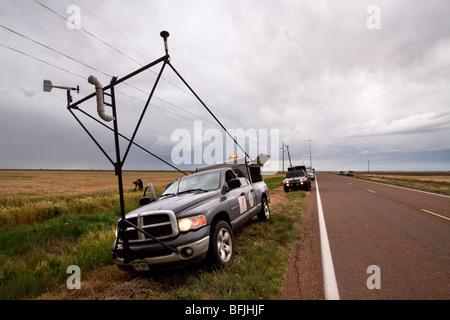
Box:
left=112, top=226, right=211, bottom=271
left=284, top=180, right=307, bottom=188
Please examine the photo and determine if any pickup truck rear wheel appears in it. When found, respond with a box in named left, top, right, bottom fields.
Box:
left=257, top=198, right=270, bottom=221
left=210, top=220, right=234, bottom=267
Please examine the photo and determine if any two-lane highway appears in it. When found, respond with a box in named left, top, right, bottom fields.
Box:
left=316, top=172, right=450, bottom=299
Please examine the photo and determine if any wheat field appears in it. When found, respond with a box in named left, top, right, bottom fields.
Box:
left=0, top=170, right=185, bottom=230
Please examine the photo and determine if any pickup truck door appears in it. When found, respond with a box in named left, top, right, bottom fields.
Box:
left=224, top=170, right=249, bottom=222
left=227, top=185, right=246, bottom=223
left=227, top=180, right=257, bottom=229
left=239, top=177, right=257, bottom=214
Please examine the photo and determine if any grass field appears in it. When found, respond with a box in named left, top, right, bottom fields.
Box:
left=0, top=170, right=185, bottom=299
left=0, top=170, right=306, bottom=300
left=0, top=170, right=185, bottom=230
left=353, top=171, right=450, bottom=196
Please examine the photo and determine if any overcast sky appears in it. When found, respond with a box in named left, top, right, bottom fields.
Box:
left=1, top=0, right=449, bottom=172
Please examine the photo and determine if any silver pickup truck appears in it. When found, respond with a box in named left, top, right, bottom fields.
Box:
left=111, top=154, right=270, bottom=271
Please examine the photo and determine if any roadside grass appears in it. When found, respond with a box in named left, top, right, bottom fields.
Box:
left=355, top=174, right=450, bottom=196
left=0, top=170, right=169, bottom=300
left=0, top=204, right=136, bottom=299
left=157, top=190, right=307, bottom=300
left=263, top=174, right=285, bottom=190
left=1, top=172, right=307, bottom=300
left=0, top=191, right=139, bottom=231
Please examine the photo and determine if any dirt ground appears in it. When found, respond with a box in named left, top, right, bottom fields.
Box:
left=277, top=183, right=324, bottom=300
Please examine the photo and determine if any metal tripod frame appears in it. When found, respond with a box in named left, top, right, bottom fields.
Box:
left=62, top=31, right=250, bottom=262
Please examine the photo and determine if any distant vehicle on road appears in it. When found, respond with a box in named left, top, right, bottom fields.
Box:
left=338, top=171, right=354, bottom=176
left=306, top=167, right=315, bottom=180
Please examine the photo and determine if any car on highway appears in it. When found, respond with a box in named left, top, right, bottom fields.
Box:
left=306, top=167, right=315, bottom=180
left=283, top=169, right=311, bottom=192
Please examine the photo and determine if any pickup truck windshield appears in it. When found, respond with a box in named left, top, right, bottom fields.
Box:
left=286, top=170, right=306, bottom=178
left=161, top=171, right=221, bottom=197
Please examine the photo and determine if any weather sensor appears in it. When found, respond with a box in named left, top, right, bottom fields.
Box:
left=43, top=79, right=79, bottom=103
left=43, top=80, right=79, bottom=93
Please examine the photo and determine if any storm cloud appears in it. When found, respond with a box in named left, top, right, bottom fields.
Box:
left=1, top=0, right=449, bottom=171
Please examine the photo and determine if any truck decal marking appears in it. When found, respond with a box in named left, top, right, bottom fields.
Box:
left=248, top=192, right=254, bottom=207
left=238, top=195, right=247, bottom=214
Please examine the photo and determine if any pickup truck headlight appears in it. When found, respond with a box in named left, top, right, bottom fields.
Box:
left=178, top=215, right=207, bottom=232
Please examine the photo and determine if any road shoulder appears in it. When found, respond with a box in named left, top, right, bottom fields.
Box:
left=277, top=183, right=324, bottom=300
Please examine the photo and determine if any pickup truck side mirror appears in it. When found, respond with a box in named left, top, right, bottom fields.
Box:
left=227, top=178, right=241, bottom=190
left=139, top=183, right=158, bottom=206
left=139, top=197, right=151, bottom=206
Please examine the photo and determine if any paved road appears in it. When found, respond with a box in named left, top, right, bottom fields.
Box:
left=317, top=172, right=450, bottom=299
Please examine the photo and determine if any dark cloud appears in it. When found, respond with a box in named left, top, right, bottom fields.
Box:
left=0, top=0, right=449, bottom=171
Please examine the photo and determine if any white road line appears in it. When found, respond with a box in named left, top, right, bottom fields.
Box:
left=315, top=177, right=340, bottom=300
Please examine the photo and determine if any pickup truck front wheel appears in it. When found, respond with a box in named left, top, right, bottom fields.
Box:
left=210, top=220, right=234, bottom=267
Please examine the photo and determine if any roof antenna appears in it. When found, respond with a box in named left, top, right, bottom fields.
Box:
left=160, top=30, right=170, bottom=55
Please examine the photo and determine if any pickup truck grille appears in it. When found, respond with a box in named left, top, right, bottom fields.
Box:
left=122, top=210, right=178, bottom=243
